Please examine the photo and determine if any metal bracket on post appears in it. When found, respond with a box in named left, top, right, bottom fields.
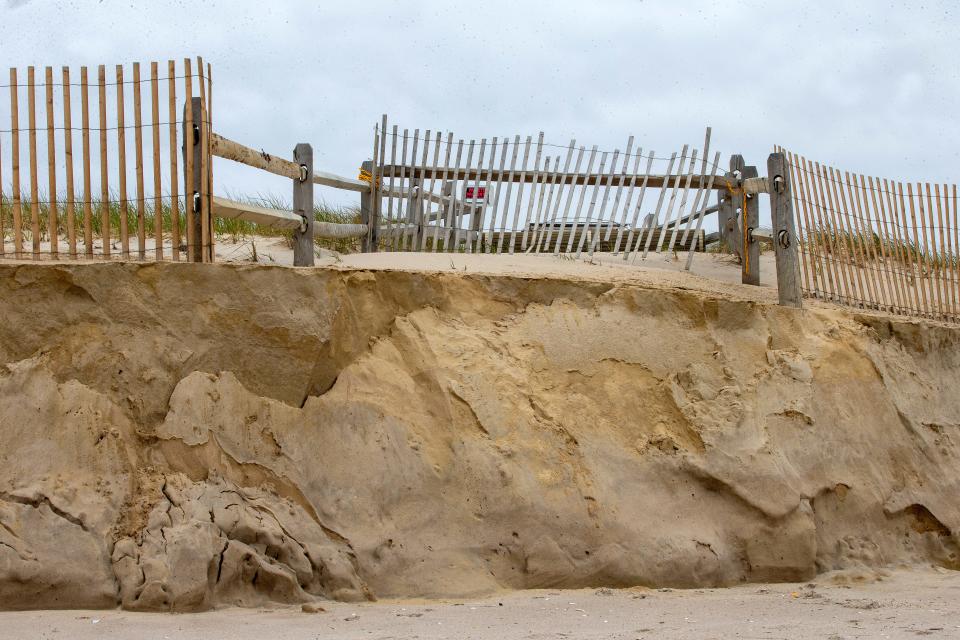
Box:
left=768, top=152, right=802, bottom=308
left=292, top=143, right=314, bottom=266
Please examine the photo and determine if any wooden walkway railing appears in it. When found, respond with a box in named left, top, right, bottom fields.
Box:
left=780, top=146, right=958, bottom=323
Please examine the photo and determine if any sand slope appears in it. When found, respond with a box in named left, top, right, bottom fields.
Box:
left=0, top=259, right=957, bottom=611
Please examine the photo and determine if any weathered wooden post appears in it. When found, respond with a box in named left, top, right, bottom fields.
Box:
left=292, top=143, right=314, bottom=266
left=721, top=155, right=743, bottom=256
left=741, top=161, right=760, bottom=286
left=768, top=152, right=802, bottom=308
left=182, top=96, right=204, bottom=262
left=359, top=160, right=378, bottom=252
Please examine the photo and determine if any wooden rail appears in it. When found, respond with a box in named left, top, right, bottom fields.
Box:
left=211, top=196, right=367, bottom=238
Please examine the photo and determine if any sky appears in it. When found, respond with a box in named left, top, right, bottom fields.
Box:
left=0, top=0, right=957, bottom=214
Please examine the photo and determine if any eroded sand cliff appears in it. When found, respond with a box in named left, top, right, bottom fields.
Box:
left=0, top=261, right=957, bottom=611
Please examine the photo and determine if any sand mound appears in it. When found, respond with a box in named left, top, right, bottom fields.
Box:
left=0, top=261, right=957, bottom=611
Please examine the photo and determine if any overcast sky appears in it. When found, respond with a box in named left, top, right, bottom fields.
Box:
left=1, top=0, right=957, bottom=210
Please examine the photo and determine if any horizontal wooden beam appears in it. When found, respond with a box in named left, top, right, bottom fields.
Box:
left=213, top=196, right=302, bottom=230
left=211, top=132, right=371, bottom=193
left=379, top=165, right=730, bottom=190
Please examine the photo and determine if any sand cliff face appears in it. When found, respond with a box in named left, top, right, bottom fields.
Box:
left=0, top=262, right=957, bottom=611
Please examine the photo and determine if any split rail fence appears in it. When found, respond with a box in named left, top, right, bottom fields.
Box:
left=1, top=56, right=957, bottom=324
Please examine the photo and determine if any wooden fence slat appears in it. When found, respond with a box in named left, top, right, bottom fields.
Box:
left=897, top=182, right=922, bottom=314
left=857, top=173, right=893, bottom=309
left=531, top=155, right=559, bottom=253
left=812, top=162, right=852, bottom=304
left=419, top=129, right=444, bottom=250
left=572, top=147, right=604, bottom=255
left=44, top=67, right=58, bottom=258
left=0, top=102, right=3, bottom=257
left=917, top=182, right=939, bottom=316
left=80, top=67, right=93, bottom=257
left=526, top=154, right=551, bottom=253
left=953, top=184, right=959, bottom=317
left=115, top=65, right=129, bottom=258
left=905, top=183, right=930, bottom=315
left=467, top=136, right=485, bottom=253
left=404, top=129, right=421, bottom=251
left=168, top=60, right=180, bottom=261
left=801, top=157, right=837, bottom=298
left=923, top=183, right=944, bottom=318
left=9, top=68, right=23, bottom=257
left=541, top=141, right=576, bottom=253
left=666, top=148, right=698, bottom=253
left=877, top=178, right=911, bottom=313
left=181, top=59, right=194, bottom=260
left=413, top=130, right=431, bottom=251
left=97, top=65, right=110, bottom=258
left=846, top=169, right=882, bottom=306
left=392, top=129, right=409, bottom=251
left=455, top=138, right=475, bottom=250
left=829, top=165, right=865, bottom=304
left=579, top=149, right=612, bottom=256
left=586, top=146, right=622, bottom=256
left=680, top=127, right=713, bottom=248
left=933, top=183, right=952, bottom=319
left=520, top=132, right=544, bottom=251
left=946, top=183, right=958, bottom=318
left=431, top=132, right=453, bottom=252
left=869, top=175, right=904, bottom=311
left=624, top=151, right=656, bottom=260
left=536, top=144, right=569, bottom=253
left=151, top=62, right=163, bottom=260
left=55, top=67, right=72, bottom=256
left=384, top=125, right=398, bottom=250
left=133, top=63, right=146, bottom=259
left=789, top=152, right=823, bottom=295
left=206, top=61, right=214, bottom=261
left=496, top=135, right=521, bottom=253
left=196, top=57, right=209, bottom=262
left=565, top=144, right=597, bottom=253
left=827, top=165, right=865, bottom=306
left=684, top=152, right=723, bottom=270
left=607, top=137, right=637, bottom=253
left=443, top=138, right=464, bottom=251
left=27, top=66, right=40, bottom=257
left=552, top=145, right=586, bottom=254
left=507, top=135, right=532, bottom=253
left=640, top=152, right=677, bottom=258
left=651, top=146, right=691, bottom=258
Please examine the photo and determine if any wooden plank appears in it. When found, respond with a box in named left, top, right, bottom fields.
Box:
left=801, top=157, right=837, bottom=298
left=506, top=135, right=532, bottom=253
left=525, top=154, right=551, bottom=253
left=895, top=182, right=922, bottom=314
left=812, top=162, right=852, bottom=304
left=403, top=129, right=420, bottom=251
left=44, top=67, right=58, bottom=258
left=576, top=148, right=609, bottom=256
left=741, top=162, right=761, bottom=286
left=432, top=132, right=454, bottom=252
left=9, top=68, right=23, bottom=257
left=466, top=136, right=484, bottom=253
left=454, top=137, right=474, bottom=250
left=80, top=67, right=93, bottom=258
left=923, top=183, right=944, bottom=318
left=519, top=132, right=544, bottom=251
left=858, top=173, right=894, bottom=309
left=868, top=175, right=904, bottom=312
left=825, top=165, right=864, bottom=306
left=495, top=135, right=521, bottom=253
left=133, top=62, right=146, bottom=259
left=905, top=183, right=929, bottom=315
left=27, top=66, right=40, bottom=257
left=606, top=136, right=636, bottom=251
left=371, top=114, right=385, bottom=251
left=842, top=168, right=878, bottom=306
left=768, top=152, right=802, bottom=308
left=383, top=125, right=398, bottom=249
left=292, top=143, right=314, bottom=266
left=541, top=140, right=575, bottom=253
left=880, top=177, right=912, bottom=314
left=783, top=151, right=813, bottom=295
left=392, top=128, right=409, bottom=251
left=666, top=148, right=698, bottom=254
left=945, top=183, right=958, bottom=319
left=419, top=129, right=445, bottom=250
left=584, top=147, right=620, bottom=256
left=684, top=152, right=723, bottom=271
left=443, top=138, right=464, bottom=251
left=565, top=144, right=598, bottom=253
left=150, top=62, right=163, bottom=261
left=552, top=145, right=586, bottom=254
left=641, top=152, right=678, bottom=258
left=182, top=60, right=194, bottom=260
left=206, top=62, right=215, bottom=261
left=791, top=154, right=826, bottom=296
left=932, top=182, right=951, bottom=319
left=97, top=65, right=109, bottom=258
left=196, top=59, right=210, bottom=261
left=485, top=135, right=511, bottom=253
left=62, top=67, right=77, bottom=259
left=680, top=127, right=712, bottom=248
left=168, top=60, right=180, bottom=260
left=410, top=129, right=431, bottom=251
left=617, top=147, right=649, bottom=257
left=623, top=151, right=656, bottom=260
left=530, top=155, right=559, bottom=253
left=115, top=65, right=129, bottom=258
left=953, top=184, right=960, bottom=318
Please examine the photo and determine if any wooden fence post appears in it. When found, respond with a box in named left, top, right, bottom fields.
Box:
left=359, top=159, right=377, bottom=252
left=292, top=143, right=314, bottom=266
left=182, top=96, right=203, bottom=262
left=768, top=152, right=803, bottom=308
left=742, top=161, right=760, bottom=286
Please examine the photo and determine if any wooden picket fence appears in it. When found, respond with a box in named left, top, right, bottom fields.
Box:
left=0, top=57, right=214, bottom=262
left=781, top=147, right=959, bottom=323
left=366, top=116, right=719, bottom=259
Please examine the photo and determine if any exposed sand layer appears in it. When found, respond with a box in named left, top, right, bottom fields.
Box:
left=3, top=569, right=959, bottom=639
left=0, top=257, right=957, bottom=612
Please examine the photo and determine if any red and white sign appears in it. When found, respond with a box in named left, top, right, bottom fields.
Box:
left=464, top=186, right=487, bottom=202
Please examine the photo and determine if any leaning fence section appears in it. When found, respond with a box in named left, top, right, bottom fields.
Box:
left=781, top=147, right=959, bottom=324
left=0, top=57, right=214, bottom=262
left=369, top=116, right=721, bottom=260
